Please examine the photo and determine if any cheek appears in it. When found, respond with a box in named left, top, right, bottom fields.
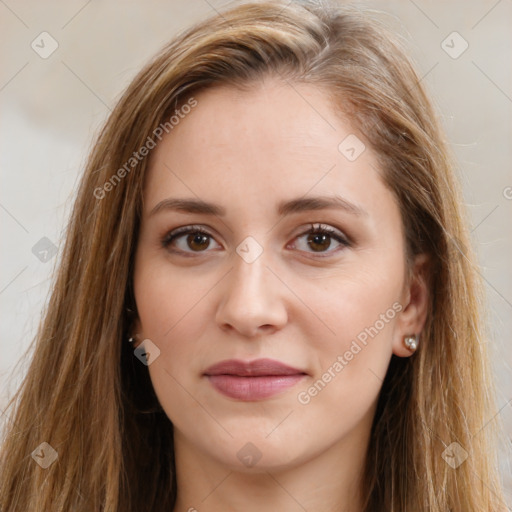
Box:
left=134, top=256, right=216, bottom=348
left=134, top=241, right=209, bottom=324
left=292, top=262, right=403, bottom=407
left=296, top=258, right=403, bottom=348
left=133, top=260, right=214, bottom=426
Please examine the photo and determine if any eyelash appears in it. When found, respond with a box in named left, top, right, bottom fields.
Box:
left=160, top=223, right=351, bottom=258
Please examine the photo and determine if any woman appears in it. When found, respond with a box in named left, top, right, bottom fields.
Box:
left=0, top=1, right=507, bottom=510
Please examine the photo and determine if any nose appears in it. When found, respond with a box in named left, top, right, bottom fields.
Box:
left=215, top=245, right=288, bottom=338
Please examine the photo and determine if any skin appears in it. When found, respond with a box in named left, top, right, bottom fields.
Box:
left=132, top=79, right=429, bottom=512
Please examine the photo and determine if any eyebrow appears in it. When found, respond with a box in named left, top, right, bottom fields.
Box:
left=149, top=195, right=367, bottom=218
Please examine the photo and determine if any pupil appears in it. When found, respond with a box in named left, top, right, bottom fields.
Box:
left=188, top=233, right=209, bottom=250
left=308, top=233, right=330, bottom=252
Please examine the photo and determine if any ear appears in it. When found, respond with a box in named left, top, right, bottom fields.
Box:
left=392, top=253, right=430, bottom=357
left=128, top=316, right=144, bottom=349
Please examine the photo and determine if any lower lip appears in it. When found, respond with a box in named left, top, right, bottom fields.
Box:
left=205, top=374, right=306, bottom=400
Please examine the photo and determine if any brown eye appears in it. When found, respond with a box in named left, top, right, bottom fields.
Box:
left=161, top=226, right=221, bottom=255
left=307, top=232, right=333, bottom=252
left=186, top=232, right=210, bottom=251
left=292, top=224, right=350, bottom=256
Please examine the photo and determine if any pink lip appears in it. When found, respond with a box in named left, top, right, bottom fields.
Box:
left=204, top=358, right=307, bottom=401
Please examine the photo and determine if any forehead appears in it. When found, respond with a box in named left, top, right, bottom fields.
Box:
left=143, top=79, right=390, bottom=217
left=160, top=80, right=356, bottom=165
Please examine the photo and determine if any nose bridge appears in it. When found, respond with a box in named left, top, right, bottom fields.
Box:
left=229, top=236, right=273, bottom=303
left=232, top=240, right=267, bottom=291
left=215, top=235, right=287, bottom=335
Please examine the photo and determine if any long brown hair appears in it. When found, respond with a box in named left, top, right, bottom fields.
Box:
left=0, top=1, right=506, bottom=510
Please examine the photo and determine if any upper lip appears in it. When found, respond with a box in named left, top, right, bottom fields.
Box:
left=204, top=358, right=307, bottom=377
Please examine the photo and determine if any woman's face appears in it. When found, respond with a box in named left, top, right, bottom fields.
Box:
left=133, top=79, right=427, bottom=473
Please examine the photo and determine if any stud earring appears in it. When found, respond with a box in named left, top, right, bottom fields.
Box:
left=404, top=334, right=419, bottom=351
left=128, top=335, right=136, bottom=344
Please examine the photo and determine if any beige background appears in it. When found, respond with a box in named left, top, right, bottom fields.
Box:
left=1, top=0, right=511, bottom=506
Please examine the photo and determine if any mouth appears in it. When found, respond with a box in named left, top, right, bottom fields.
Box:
left=203, top=358, right=308, bottom=401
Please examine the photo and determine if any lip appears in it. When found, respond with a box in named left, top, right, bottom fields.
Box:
left=203, top=358, right=308, bottom=401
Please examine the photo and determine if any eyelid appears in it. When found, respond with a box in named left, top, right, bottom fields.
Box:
left=161, top=222, right=351, bottom=256
left=162, top=224, right=215, bottom=241
left=294, top=223, right=349, bottom=242
left=288, top=223, right=350, bottom=256
left=161, top=224, right=221, bottom=254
